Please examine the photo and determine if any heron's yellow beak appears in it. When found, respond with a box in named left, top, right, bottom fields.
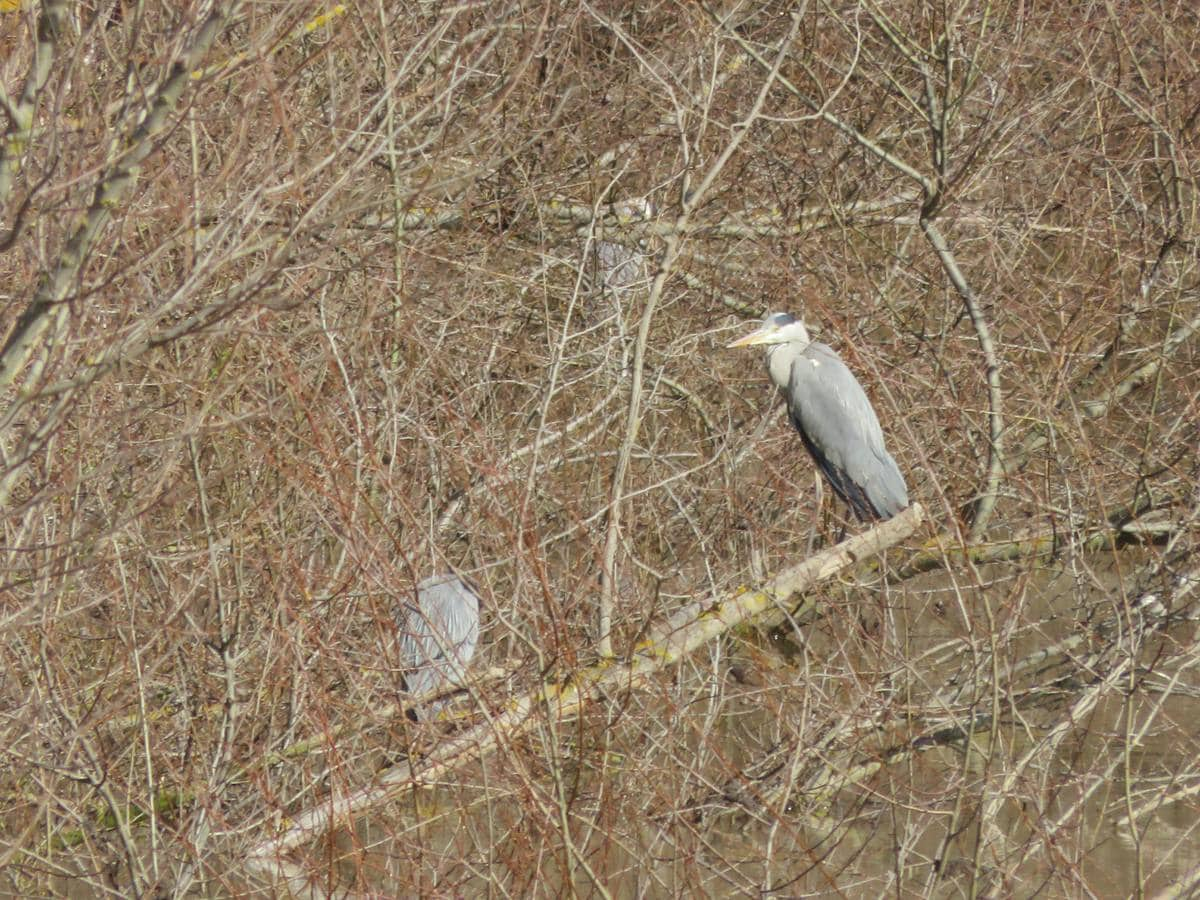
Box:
left=726, top=327, right=774, bottom=349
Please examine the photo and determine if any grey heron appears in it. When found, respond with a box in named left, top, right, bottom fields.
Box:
left=591, top=240, right=647, bottom=297
left=729, top=312, right=908, bottom=521
left=397, top=573, right=481, bottom=720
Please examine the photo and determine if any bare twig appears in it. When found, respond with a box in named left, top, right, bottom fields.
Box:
left=595, top=4, right=804, bottom=656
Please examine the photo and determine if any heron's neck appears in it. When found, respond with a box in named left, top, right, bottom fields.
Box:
left=764, top=343, right=800, bottom=392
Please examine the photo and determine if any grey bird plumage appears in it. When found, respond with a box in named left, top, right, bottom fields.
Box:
left=591, top=240, right=647, bottom=297
left=397, top=573, right=481, bottom=720
left=729, top=312, right=908, bottom=521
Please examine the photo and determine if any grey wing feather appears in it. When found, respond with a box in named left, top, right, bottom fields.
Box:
left=787, top=344, right=908, bottom=520
left=398, top=574, right=480, bottom=718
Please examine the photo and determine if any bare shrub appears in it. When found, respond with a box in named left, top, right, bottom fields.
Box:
left=1, top=1, right=1197, bottom=896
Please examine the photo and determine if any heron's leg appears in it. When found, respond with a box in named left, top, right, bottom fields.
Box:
left=820, top=479, right=847, bottom=546
left=807, top=470, right=826, bottom=554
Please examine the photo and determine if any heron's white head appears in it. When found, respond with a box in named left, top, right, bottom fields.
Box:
left=726, top=312, right=811, bottom=349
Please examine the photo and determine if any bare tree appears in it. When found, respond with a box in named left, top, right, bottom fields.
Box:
left=0, top=2, right=1197, bottom=896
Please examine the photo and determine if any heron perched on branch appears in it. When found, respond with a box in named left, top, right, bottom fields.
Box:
left=729, top=312, right=909, bottom=521
left=397, top=573, right=481, bottom=720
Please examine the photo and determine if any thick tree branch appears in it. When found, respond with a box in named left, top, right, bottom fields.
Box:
left=243, top=504, right=924, bottom=882
left=0, top=3, right=236, bottom=391
left=0, top=0, right=68, bottom=209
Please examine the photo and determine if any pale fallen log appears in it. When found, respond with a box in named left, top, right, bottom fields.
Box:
left=244, top=503, right=923, bottom=881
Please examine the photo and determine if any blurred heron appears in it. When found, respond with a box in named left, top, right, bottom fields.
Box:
left=591, top=240, right=647, bottom=297
left=397, top=573, right=481, bottom=720
left=729, top=312, right=908, bottom=521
